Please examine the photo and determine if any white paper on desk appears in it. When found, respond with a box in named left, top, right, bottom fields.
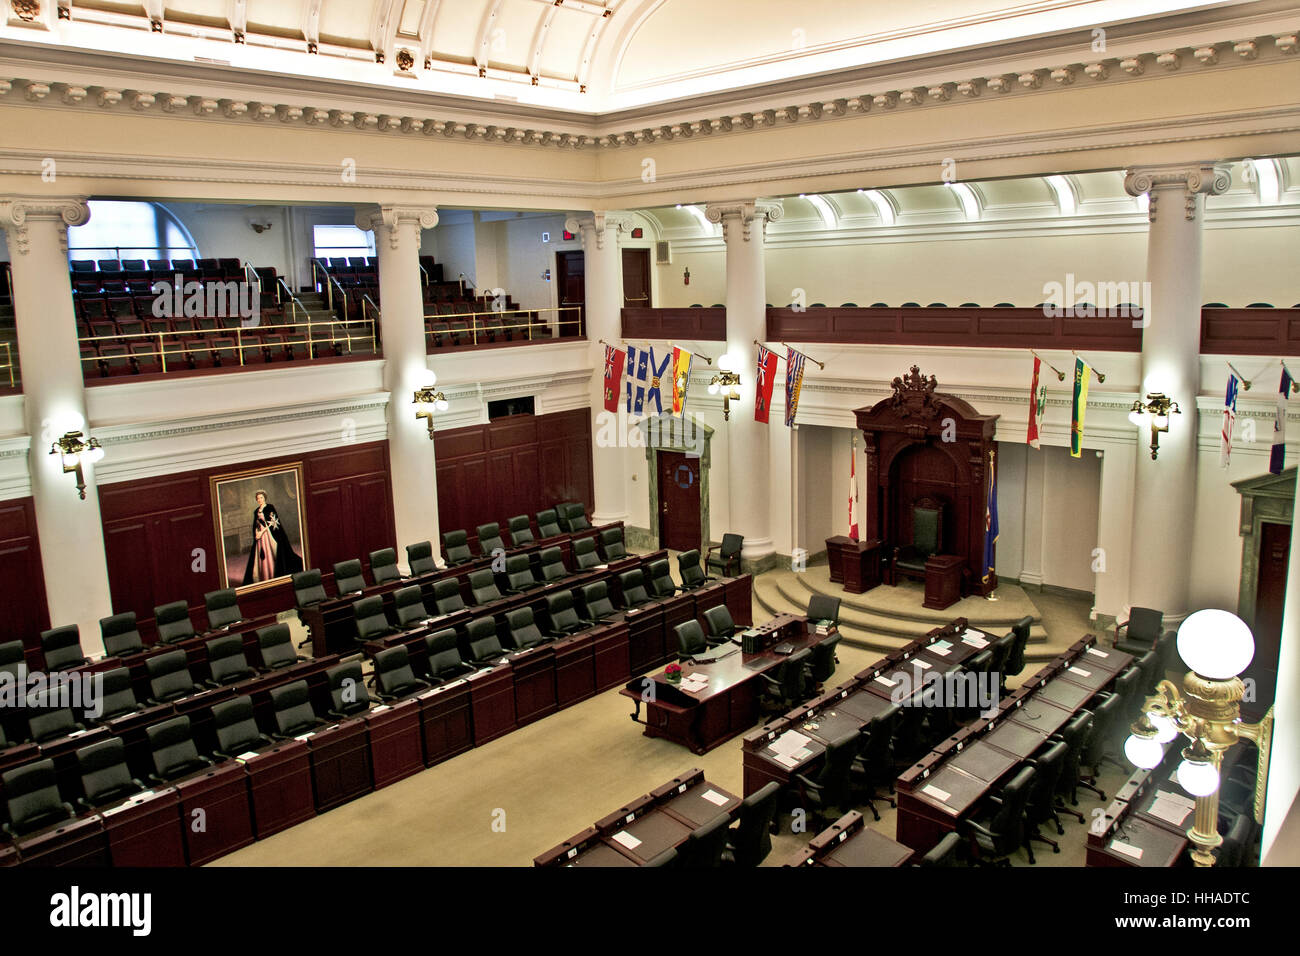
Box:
left=702, top=789, right=729, bottom=807
left=1086, top=647, right=1110, bottom=659
left=791, top=747, right=813, bottom=761
left=930, top=641, right=952, bottom=657
left=1146, top=796, right=1193, bottom=827
left=873, top=675, right=897, bottom=688
left=961, top=634, right=989, bottom=648
left=922, top=784, right=951, bottom=802
left=236, top=751, right=260, bottom=762
left=773, top=753, right=800, bottom=768
left=1068, top=667, right=1092, bottom=678
left=913, top=659, right=932, bottom=670
left=611, top=831, right=642, bottom=850
left=771, top=730, right=812, bottom=756
left=1110, top=840, right=1144, bottom=860
left=1157, top=789, right=1196, bottom=812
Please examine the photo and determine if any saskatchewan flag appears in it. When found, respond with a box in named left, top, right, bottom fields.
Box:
left=1070, top=356, right=1090, bottom=458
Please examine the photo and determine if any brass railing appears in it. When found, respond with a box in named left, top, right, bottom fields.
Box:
left=328, top=274, right=349, bottom=323
left=0, top=341, right=15, bottom=388
left=361, top=294, right=381, bottom=354
left=76, top=310, right=378, bottom=375
left=423, top=306, right=583, bottom=347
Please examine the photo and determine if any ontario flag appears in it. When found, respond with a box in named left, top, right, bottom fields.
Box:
left=602, top=345, right=625, bottom=413
left=1027, top=356, right=1044, bottom=449
left=754, top=345, right=778, bottom=423
left=671, top=346, right=692, bottom=416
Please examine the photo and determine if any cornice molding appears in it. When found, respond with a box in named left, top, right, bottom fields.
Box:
left=0, top=27, right=1296, bottom=154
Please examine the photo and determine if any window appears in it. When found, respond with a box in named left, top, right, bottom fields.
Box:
left=313, top=225, right=376, bottom=260
left=67, top=200, right=199, bottom=262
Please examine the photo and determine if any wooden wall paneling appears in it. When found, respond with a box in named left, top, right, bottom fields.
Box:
left=0, top=497, right=50, bottom=652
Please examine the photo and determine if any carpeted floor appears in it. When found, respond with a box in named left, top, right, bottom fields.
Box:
left=216, top=560, right=1109, bottom=867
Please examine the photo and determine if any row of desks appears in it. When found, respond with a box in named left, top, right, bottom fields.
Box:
left=1086, top=746, right=1193, bottom=868
left=784, top=810, right=914, bottom=867
left=302, top=522, right=626, bottom=656
left=894, top=634, right=1134, bottom=855
left=623, top=612, right=822, bottom=755
left=534, top=768, right=742, bottom=866
left=741, top=617, right=991, bottom=796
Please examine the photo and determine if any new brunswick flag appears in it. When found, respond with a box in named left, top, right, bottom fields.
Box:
left=671, top=346, right=692, bottom=416
left=1070, top=356, right=1090, bottom=458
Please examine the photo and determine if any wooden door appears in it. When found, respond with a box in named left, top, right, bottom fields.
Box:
left=622, top=248, right=651, bottom=308
left=657, top=451, right=700, bottom=552
left=1249, top=521, right=1289, bottom=714
left=556, top=250, right=585, bottom=317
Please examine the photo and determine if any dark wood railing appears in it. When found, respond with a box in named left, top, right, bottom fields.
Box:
left=621, top=306, right=726, bottom=341
left=1200, top=308, right=1300, bottom=355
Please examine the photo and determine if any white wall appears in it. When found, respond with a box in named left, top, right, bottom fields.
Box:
left=1040, top=445, right=1103, bottom=593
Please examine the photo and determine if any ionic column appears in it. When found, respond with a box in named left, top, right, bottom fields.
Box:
left=0, top=197, right=114, bottom=653
left=705, top=200, right=783, bottom=567
left=566, top=212, right=633, bottom=526
left=356, top=204, right=442, bottom=569
left=1124, top=164, right=1230, bottom=620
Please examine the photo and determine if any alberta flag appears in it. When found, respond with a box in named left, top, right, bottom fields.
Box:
left=1271, top=367, right=1293, bottom=474
left=983, top=454, right=998, bottom=586
left=625, top=345, right=670, bottom=416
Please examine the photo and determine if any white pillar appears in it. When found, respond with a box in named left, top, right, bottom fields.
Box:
left=0, top=197, right=113, bottom=654
left=1124, top=164, right=1230, bottom=620
left=1093, top=439, right=1136, bottom=621
left=705, top=200, right=783, bottom=567
left=356, top=204, right=442, bottom=570
left=566, top=212, right=633, bottom=526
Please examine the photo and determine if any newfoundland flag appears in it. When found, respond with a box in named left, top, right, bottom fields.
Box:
left=982, top=456, right=999, bottom=586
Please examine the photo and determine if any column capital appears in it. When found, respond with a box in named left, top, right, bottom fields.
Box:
left=355, top=204, right=440, bottom=249
left=704, top=199, right=783, bottom=242
left=1123, top=163, right=1231, bottom=222
left=563, top=211, right=635, bottom=251
left=0, top=196, right=90, bottom=255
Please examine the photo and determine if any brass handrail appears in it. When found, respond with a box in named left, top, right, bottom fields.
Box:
left=328, top=273, right=348, bottom=323
left=76, top=310, right=379, bottom=373
left=362, top=294, right=380, bottom=354
left=311, top=259, right=331, bottom=309
left=0, top=341, right=14, bottom=388
left=422, top=306, right=584, bottom=346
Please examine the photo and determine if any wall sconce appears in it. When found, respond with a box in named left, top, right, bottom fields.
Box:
left=1128, top=392, right=1180, bottom=460
left=707, top=354, right=741, bottom=421
left=1123, top=609, right=1271, bottom=867
left=49, top=430, right=104, bottom=500
left=413, top=375, right=449, bottom=440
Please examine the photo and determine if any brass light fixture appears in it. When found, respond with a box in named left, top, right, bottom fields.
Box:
left=413, top=374, right=449, bottom=440
left=49, top=430, right=104, bottom=499
left=707, top=354, right=741, bottom=421
left=1123, top=609, right=1272, bottom=867
left=1128, top=392, right=1180, bottom=460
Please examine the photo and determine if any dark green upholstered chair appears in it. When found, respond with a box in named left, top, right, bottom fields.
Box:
left=706, top=533, right=743, bottom=577
left=891, top=499, right=943, bottom=584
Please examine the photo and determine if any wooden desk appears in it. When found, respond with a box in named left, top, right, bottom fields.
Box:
left=175, top=762, right=255, bottom=866
left=240, top=740, right=315, bottom=839
left=786, top=811, right=914, bottom=867
left=99, top=788, right=187, bottom=866
left=535, top=769, right=740, bottom=867
left=553, top=632, right=595, bottom=707
left=591, top=622, right=630, bottom=692
left=621, top=614, right=817, bottom=754
left=509, top=644, right=556, bottom=727
left=415, top=679, right=474, bottom=767
left=923, top=555, right=965, bottom=610
left=826, top=536, right=882, bottom=593
left=304, top=719, right=373, bottom=813
left=365, top=698, right=425, bottom=789
left=468, top=662, right=516, bottom=745
left=12, top=814, right=110, bottom=867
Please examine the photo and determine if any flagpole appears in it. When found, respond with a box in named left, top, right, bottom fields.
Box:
left=1072, top=350, right=1107, bottom=384
left=1226, top=362, right=1253, bottom=391
left=1283, top=361, right=1300, bottom=394
left=1030, top=349, right=1066, bottom=381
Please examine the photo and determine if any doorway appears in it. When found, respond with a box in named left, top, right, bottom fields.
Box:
left=622, top=248, right=651, bottom=308
left=657, top=450, right=701, bottom=552
left=556, top=251, right=585, bottom=335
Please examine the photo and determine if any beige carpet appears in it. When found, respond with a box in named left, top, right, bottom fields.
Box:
left=216, top=559, right=1105, bottom=867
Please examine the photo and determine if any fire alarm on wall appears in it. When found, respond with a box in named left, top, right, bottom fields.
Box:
left=683, top=267, right=691, bottom=286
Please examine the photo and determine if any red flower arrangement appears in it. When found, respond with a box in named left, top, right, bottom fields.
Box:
left=665, top=663, right=682, bottom=682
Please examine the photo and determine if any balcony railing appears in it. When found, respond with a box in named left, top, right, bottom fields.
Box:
left=425, top=306, right=584, bottom=351
left=0, top=342, right=15, bottom=389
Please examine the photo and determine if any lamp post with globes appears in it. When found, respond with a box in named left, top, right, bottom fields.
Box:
left=1123, top=609, right=1272, bottom=867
